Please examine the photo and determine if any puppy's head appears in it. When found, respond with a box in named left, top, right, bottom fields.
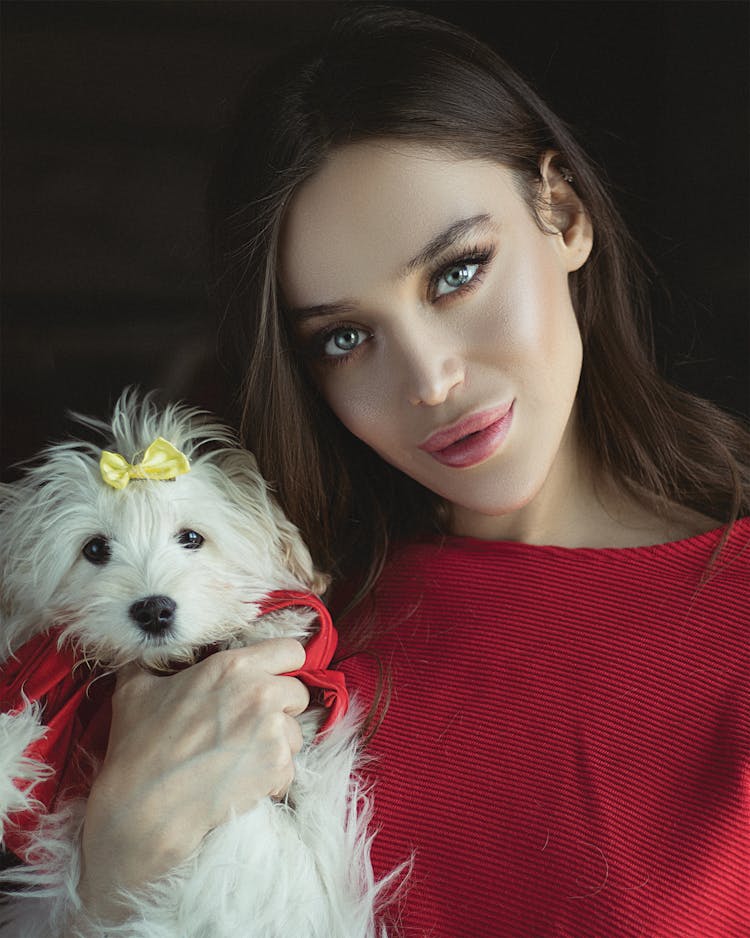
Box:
left=0, top=389, right=328, bottom=669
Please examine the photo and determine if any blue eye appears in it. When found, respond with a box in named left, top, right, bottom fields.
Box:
left=322, top=326, right=369, bottom=358
left=433, top=261, right=481, bottom=298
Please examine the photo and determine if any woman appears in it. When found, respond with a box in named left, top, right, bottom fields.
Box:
left=76, top=5, right=749, bottom=935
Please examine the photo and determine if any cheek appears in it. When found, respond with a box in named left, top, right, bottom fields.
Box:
left=474, top=245, right=581, bottom=387
left=315, top=366, right=394, bottom=445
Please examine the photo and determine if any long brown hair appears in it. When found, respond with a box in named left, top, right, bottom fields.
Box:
left=208, top=4, right=750, bottom=608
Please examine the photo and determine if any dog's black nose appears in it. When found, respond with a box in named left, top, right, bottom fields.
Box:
left=129, top=595, right=177, bottom=634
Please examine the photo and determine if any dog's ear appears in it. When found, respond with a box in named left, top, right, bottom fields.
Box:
left=267, top=500, right=332, bottom=597
left=0, top=480, right=35, bottom=642
left=0, top=477, right=66, bottom=654
left=209, top=448, right=331, bottom=597
left=0, top=483, right=16, bottom=645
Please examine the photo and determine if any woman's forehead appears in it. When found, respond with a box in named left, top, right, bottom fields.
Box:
left=278, top=141, right=517, bottom=308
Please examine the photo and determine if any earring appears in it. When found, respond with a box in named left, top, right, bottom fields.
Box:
left=559, top=166, right=574, bottom=184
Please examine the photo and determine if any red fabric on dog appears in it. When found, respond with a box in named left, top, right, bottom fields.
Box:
left=259, top=591, right=349, bottom=730
left=0, top=591, right=347, bottom=861
left=0, top=631, right=115, bottom=861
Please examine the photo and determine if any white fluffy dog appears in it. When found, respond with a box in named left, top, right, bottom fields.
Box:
left=0, top=390, right=395, bottom=937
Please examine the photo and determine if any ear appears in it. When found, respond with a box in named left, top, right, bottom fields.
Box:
left=268, top=501, right=332, bottom=597
left=537, top=150, right=593, bottom=273
left=213, top=448, right=331, bottom=597
left=0, top=478, right=66, bottom=653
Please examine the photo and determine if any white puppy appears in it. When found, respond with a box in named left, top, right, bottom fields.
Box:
left=0, top=390, right=398, bottom=937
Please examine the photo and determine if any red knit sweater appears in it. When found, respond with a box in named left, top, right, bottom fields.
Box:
left=338, top=519, right=750, bottom=937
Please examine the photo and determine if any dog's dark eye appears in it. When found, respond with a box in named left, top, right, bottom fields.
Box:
left=177, top=529, right=204, bottom=550
left=82, top=536, right=111, bottom=565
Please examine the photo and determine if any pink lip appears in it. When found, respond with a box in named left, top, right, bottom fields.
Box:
left=419, top=402, right=514, bottom=469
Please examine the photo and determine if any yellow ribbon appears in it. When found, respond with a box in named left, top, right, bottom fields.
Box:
left=100, top=437, right=190, bottom=490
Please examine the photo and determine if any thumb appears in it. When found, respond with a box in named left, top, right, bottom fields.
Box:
left=114, top=660, right=155, bottom=691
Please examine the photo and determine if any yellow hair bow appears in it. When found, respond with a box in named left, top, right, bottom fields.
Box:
left=100, top=437, right=190, bottom=490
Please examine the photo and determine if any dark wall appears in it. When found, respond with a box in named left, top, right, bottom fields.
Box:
left=2, top=0, right=748, bottom=478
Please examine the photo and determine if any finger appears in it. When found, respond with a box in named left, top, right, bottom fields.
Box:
left=219, top=638, right=307, bottom=676
left=269, top=762, right=296, bottom=802
left=276, top=675, right=310, bottom=717
left=285, top=715, right=304, bottom=755
left=114, top=660, right=154, bottom=690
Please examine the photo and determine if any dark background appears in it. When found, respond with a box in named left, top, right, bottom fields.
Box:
left=2, top=0, right=749, bottom=480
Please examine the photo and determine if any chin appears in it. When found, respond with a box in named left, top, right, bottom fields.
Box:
left=0, top=389, right=404, bottom=937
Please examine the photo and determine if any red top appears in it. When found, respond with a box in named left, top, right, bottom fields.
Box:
left=338, top=519, right=750, bottom=937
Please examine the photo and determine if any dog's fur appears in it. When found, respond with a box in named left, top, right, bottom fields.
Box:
left=0, top=391, right=398, bottom=937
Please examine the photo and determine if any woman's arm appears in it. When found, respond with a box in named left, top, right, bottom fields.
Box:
left=75, top=638, right=310, bottom=925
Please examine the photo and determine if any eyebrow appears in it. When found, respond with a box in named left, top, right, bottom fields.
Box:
left=286, top=212, right=495, bottom=323
left=398, top=213, right=494, bottom=279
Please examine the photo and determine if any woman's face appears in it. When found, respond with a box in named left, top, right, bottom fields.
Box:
left=279, top=141, right=593, bottom=537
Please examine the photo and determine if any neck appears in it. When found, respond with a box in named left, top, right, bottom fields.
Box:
left=447, top=414, right=716, bottom=549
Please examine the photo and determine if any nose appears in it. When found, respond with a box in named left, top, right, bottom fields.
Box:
left=129, top=595, right=177, bottom=634
left=405, top=342, right=464, bottom=407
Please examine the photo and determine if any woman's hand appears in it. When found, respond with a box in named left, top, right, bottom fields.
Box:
left=76, top=638, right=310, bottom=922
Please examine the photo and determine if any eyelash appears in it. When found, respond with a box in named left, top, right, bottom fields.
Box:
left=304, top=243, right=496, bottom=368
left=429, top=243, right=494, bottom=302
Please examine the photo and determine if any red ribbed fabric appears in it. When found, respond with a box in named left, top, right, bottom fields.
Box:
left=339, top=519, right=750, bottom=937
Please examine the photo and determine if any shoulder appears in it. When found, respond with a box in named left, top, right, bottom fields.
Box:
left=636, top=506, right=722, bottom=547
